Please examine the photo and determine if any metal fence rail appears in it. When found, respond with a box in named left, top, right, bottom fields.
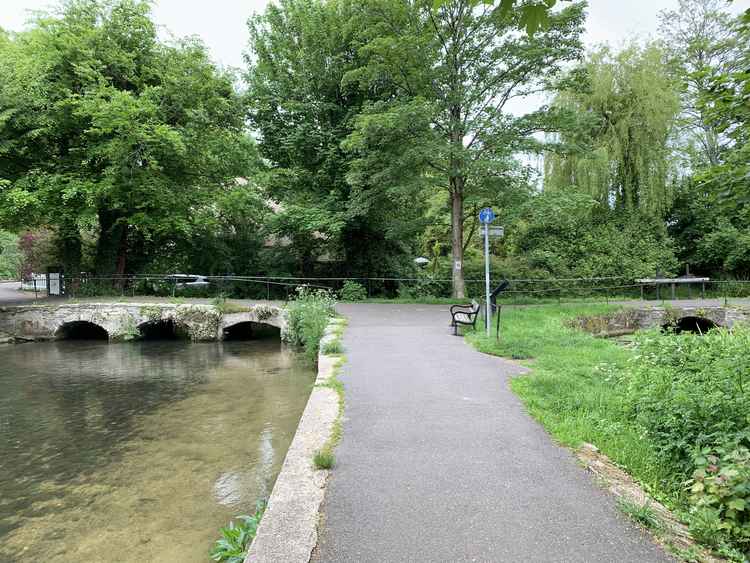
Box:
left=32, top=272, right=750, bottom=305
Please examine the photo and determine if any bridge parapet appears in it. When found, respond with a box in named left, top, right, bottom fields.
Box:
left=0, top=302, right=287, bottom=343
left=571, top=305, right=750, bottom=337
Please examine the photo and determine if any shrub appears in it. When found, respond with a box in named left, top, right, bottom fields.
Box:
left=285, top=286, right=336, bottom=362
left=688, top=444, right=750, bottom=554
left=624, top=327, right=750, bottom=472
left=210, top=501, right=266, bottom=563
left=340, top=280, right=367, bottom=301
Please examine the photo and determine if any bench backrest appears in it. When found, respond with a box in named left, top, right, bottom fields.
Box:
left=471, top=299, right=480, bottom=312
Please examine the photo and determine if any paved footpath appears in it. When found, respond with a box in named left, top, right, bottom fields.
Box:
left=314, top=304, right=671, bottom=563
left=0, top=281, right=43, bottom=305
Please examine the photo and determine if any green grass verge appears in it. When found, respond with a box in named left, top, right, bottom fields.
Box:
left=465, top=304, right=677, bottom=504
left=312, top=319, right=347, bottom=469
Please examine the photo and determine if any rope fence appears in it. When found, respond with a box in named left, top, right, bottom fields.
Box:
left=14, top=272, right=750, bottom=305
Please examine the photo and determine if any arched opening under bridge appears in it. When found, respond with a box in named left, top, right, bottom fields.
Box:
left=56, top=321, right=109, bottom=340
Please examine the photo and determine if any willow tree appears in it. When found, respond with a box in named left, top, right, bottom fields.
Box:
left=545, top=44, right=681, bottom=216
left=344, top=0, right=585, bottom=298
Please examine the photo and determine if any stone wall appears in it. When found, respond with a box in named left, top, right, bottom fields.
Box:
left=570, top=305, right=750, bottom=337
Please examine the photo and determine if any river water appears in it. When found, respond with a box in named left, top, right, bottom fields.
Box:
left=0, top=338, right=315, bottom=562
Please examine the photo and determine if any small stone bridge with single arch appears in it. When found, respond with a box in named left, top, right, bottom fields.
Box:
left=0, top=302, right=287, bottom=343
left=572, top=304, right=750, bottom=336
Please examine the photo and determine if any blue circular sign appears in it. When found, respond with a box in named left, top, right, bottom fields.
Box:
left=479, top=207, right=495, bottom=224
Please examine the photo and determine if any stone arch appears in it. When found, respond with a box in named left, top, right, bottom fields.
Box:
left=55, top=320, right=109, bottom=340
left=137, top=318, right=191, bottom=340
left=664, top=316, right=719, bottom=335
left=219, top=308, right=284, bottom=341
left=222, top=321, right=280, bottom=341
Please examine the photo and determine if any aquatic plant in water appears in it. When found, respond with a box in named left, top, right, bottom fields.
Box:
left=209, top=501, right=266, bottom=563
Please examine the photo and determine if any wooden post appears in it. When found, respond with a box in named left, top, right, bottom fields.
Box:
left=671, top=283, right=675, bottom=300
left=495, top=304, right=502, bottom=341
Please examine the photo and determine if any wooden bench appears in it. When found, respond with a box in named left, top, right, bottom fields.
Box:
left=450, top=299, right=480, bottom=335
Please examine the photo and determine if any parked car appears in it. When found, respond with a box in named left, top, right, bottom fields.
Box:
left=165, top=274, right=211, bottom=290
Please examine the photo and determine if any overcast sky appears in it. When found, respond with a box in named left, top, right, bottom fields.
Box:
left=4, top=0, right=750, bottom=71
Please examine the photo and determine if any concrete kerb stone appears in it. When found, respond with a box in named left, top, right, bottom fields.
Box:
left=245, top=317, right=345, bottom=563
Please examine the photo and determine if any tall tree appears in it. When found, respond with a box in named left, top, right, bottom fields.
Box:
left=545, top=44, right=681, bottom=216
left=658, top=0, right=743, bottom=167
left=344, top=0, right=585, bottom=297
left=246, top=0, right=425, bottom=278
left=697, top=9, right=750, bottom=204
left=0, top=0, right=254, bottom=275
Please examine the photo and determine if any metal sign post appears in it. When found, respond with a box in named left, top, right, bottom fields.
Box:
left=478, top=208, right=496, bottom=336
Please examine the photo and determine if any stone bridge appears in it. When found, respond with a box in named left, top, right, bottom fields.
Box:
left=0, top=302, right=287, bottom=343
left=573, top=304, right=750, bottom=336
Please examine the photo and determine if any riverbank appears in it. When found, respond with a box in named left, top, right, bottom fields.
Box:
left=246, top=318, right=345, bottom=563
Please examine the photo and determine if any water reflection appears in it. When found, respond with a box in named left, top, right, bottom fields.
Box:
left=0, top=339, right=314, bottom=562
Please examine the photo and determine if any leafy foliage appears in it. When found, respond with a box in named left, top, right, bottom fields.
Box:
left=285, top=286, right=336, bottom=362
left=625, top=328, right=750, bottom=472
left=209, top=501, right=266, bottom=563
left=246, top=0, right=422, bottom=278
left=658, top=0, right=743, bottom=168
left=431, top=0, right=574, bottom=35
left=0, top=231, right=21, bottom=279
left=0, top=0, right=256, bottom=274
left=343, top=0, right=585, bottom=296
left=689, top=445, right=750, bottom=555
left=508, top=189, right=678, bottom=279
left=546, top=44, right=681, bottom=216
left=339, top=280, right=367, bottom=301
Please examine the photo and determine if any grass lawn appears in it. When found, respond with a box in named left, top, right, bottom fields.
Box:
left=466, top=303, right=680, bottom=505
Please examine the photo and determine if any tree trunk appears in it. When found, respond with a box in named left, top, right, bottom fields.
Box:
left=450, top=177, right=466, bottom=299
left=95, top=208, right=127, bottom=276
left=57, top=223, right=82, bottom=277
left=115, top=222, right=128, bottom=278
left=448, top=93, right=466, bottom=299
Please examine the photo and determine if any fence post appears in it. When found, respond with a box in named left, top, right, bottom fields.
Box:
left=495, top=304, right=502, bottom=341
left=724, top=282, right=728, bottom=306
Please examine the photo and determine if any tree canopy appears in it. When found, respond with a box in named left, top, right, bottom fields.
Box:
left=1, top=0, right=749, bottom=295
left=545, top=44, right=681, bottom=216
left=339, top=0, right=585, bottom=296
left=0, top=0, right=255, bottom=274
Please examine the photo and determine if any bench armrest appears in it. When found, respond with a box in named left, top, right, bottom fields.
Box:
left=450, top=303, right=475, bottom=315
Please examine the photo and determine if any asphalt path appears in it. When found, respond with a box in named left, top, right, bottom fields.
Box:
left=0, top=281, right=42, bottom=305
left=314, top=303, right=671, bottom=563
